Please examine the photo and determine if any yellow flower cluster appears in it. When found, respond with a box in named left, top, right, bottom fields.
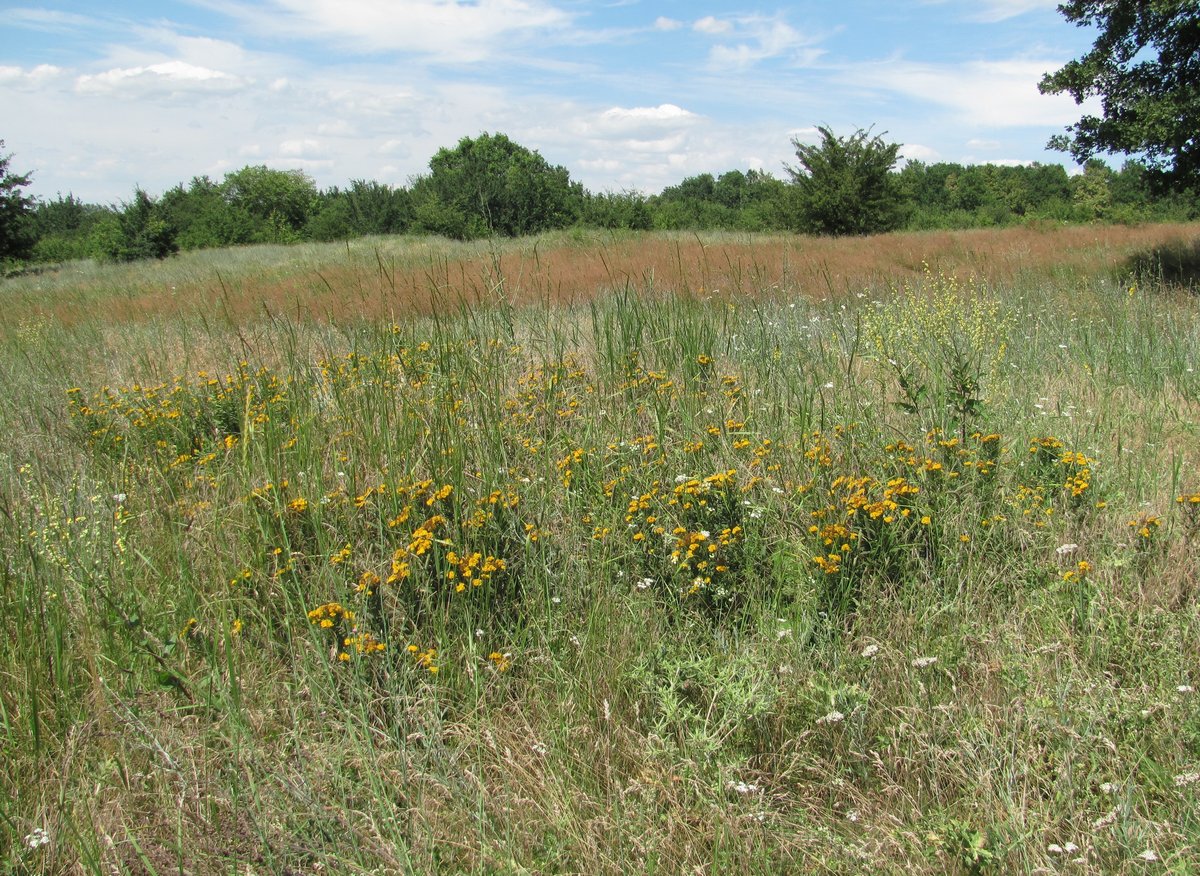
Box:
left=307, top=602, right=354, bottom=629
left=445, top=550, right=506, bottom=592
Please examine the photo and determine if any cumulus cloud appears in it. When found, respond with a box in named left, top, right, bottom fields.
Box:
left=277, top=138, right=325, bottom=157
left=594, top=103, right=699, bottom=133
left=900, top=143, right=940, bottom=163
left=76, top=61, right=246, bottom=95
left=0, top=64, right=67, bottom=89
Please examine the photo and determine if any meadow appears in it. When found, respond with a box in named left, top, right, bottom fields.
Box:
left=1, top=223, right=1198, bottom=874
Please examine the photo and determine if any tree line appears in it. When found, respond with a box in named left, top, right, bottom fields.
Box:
left=3, top=1, right=1197, bottom=268
left=2, top=127, right=1197, bottom=270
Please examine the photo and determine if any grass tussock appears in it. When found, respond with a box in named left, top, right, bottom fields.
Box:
left=1, top=228, right=1199, bottom=874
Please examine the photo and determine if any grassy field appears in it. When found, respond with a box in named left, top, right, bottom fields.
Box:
left=1, top=224, right=1198, bottom=874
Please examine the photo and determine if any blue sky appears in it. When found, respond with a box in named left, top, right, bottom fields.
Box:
left=0, top=1, right=1103, bottom=203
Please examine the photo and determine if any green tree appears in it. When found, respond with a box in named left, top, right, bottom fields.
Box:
left=412, top=133, right=580, bottom=239
left=1071, top=159, right=1115, bottom=220
left=1039, top=1, right=1200, bottom=188
left=0, top=140, right=35, bottom=262
left=220, top=165, right=318, bottom=241
left=92, top=188, right=177, bottom=262
left=160, top=176, right=255, bottom=250
left=29, top=194, right=108, bottom=263
left=786, top=125, right=905, bottom=235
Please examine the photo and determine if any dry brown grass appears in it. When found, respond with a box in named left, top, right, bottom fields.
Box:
left=8, top=223, right=1198, bottom=330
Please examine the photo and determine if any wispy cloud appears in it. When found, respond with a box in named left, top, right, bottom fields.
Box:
left=920, top=0, right=1059, bottom=24
left=6, top=7, right=104, bottom=32
left=199, top=0, right=574, bottom=62
left=694, top=16, right=732, bottom=36
left=848, top=57, right=1093, bottom=128
left=695, top=14, right=826, bottom=69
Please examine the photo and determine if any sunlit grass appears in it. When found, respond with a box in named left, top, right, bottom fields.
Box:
left=1, top=227, right=1198, bottom=874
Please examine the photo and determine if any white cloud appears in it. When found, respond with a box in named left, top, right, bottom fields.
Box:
left=694, top=16, right=732, bottom=35
left=76, top=61, right=245, bottom=95
left=278, top=138, right=325, bottom=157
left=848, top=58, right=1096, bottom=128
left=919, top=0, right=1058, bottom=23
left=6, top=8, right=103, bottom=31
left=595, top=104, right=699, bottom=132
left=210, top=0, right=574, bottom=62
left=697, top=14, right=825, bottom=69
left=900, top=143, right=940, bottom=163
left=654, top=16, right=683, bottom=31
left=0, top=64, right=67, bottom=88
left=970, top=0, right=1059, bottom=23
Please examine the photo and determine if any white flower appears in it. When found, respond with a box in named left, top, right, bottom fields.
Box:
left=1174, top=771, right=1199, bottom=787
left=24, top=827, right=50, bottom=850
left=727, top=780, right=759, bottom=795
left=112, top=492, right=127, bottom=504
left=1048, top=844, right=1063, bottom=854
left=635, top=577, right=654, bottom=591
left=530, top=741, right=548, bottom=756
left=1055, top=543, right=1079, bottom=556
left=816, top=710, right=845, bottom=725
left=861, top=644, right=880, bottom=659
left=1178, top=685, right=1194, bottom=694
left=911, top=656, right=938, bottom=669
left=1136, top=849, right=1158, bottom=862
left=1099, top=782, right=1118, bottom=794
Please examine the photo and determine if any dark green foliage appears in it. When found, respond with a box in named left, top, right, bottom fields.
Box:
left=899, top=162, right=1075, bottom=228
left=578, top=190, right=652, bottom=230
left=307, top=180, right=412, bottom=241
left=648, top=169, right=795, bottom=231
left=0, top=140, right=35, bottom=262
left=412, top=133, right=581, bottom=239
left=159, top=176, right=256, bottom=250
left=92, top=188, right=177, bottom=262
left=28, top=194, right=108, bottom=263
left=786, top=126, right=905, bottom=236
left=1040, top=1, right=1200, bottom=188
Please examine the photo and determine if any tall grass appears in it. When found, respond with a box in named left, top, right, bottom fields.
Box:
left=1, top=227, right=1198, bottom=874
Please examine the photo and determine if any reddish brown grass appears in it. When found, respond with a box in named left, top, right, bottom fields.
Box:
left=19, top=222, right=1200, bottom=328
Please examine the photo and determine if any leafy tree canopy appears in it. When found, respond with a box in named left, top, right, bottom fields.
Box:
left=786, top=125, right=905, bottom=236
left=414, top=133, right=580, bottom=239
left=221, top=165, right=318, bottom=233
left=1040, top=1, right=1200, bottom=188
